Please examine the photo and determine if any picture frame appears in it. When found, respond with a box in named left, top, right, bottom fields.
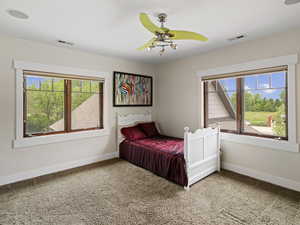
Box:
left=113, top=71, right=153, bottom=107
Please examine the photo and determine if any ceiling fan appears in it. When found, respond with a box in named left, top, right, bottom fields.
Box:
left=137, top=13, right=208, bottom=55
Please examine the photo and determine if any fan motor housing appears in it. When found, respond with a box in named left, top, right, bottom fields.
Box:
left=158, top=13, right=167, bottom=23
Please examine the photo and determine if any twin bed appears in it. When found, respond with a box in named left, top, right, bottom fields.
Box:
left=117, top=113, right=221, bottom=189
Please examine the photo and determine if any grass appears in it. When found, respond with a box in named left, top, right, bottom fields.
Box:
left=244, top=111, right=277, bottom=127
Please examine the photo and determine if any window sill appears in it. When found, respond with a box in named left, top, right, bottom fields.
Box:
left=221, top=132, right=299, bottom=153
left=13, top=129, right=109, bottom=149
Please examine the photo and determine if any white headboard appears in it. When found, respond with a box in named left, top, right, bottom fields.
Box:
left=116, top=113, right=152, bottom=151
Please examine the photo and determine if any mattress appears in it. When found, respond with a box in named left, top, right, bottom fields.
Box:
left=119, top=135, right=187, bottom=186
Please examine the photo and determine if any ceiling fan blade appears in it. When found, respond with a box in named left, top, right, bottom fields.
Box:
left=139, top=13, right=164, bottom=34
left=137, top=38, right=156, bottom=50
left=169, top=30, right=208, bottom=41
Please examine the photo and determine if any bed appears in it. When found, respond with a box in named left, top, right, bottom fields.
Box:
left=117, top=113, right=221, bottom=190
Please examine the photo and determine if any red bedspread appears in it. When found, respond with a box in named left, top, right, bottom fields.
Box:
left=119, top=135, right=187, bottom=186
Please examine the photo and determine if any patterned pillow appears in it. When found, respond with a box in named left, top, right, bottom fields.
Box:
left=121, top=125, right=147, bottom=141
left=138, top=122, right=159, bottom=137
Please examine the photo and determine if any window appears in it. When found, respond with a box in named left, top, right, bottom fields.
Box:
left=204, top=66, right=288, bottom=140
left=23, top=71, right=104, bottom=137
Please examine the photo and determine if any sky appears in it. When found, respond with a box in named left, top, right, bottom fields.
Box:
left=26, top=76, right=55, bottom=88
left=218, top=72, right=286, bottom=99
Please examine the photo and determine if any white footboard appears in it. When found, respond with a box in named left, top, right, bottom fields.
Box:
left=184, top=127, right=221, bottom=190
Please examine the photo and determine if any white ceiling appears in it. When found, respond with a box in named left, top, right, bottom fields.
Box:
left=1, top=0, right=300, bottom=64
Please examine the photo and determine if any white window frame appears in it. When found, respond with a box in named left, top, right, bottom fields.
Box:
left=197, top=54, right=298, bottom=153
left=13, top=60, right=110, bottom=149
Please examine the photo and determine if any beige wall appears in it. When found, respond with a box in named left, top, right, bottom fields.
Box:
left=0, top=35, right=156, bottom=180
left=157, top=28, right=300, bottom=183
left=1, top=28, right=300, bottom=186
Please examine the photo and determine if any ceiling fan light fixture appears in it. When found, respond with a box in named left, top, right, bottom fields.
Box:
left=285, top=0, right=300, bottom=5
left=170, top=43, right=177, bottom=50
left=159, top=47, right=165, bottom=56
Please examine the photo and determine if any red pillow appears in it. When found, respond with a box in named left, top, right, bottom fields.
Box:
left=138, top=122, right=159, bottom=137
left=121, top=126, right=146, bottom=141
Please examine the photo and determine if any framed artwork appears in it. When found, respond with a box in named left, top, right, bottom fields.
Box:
left=113, top=71, right=153, bottom=107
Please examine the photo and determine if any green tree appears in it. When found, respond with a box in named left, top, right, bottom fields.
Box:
left=26, top=79, right=65, bottom=133
left=272, top=90, right=286, bottom=136
left=272, top=104, right=286, bottom=137
left=275, top=99, right=282, bottom=108
left=230, top=92, right=237, bottom=110
left=26, top=78, right=94, bottom=134
left=244, top=92, right=254, bottom=111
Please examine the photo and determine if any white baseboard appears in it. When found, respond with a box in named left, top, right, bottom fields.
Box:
left=0, top=152, right=118, bottom=186
left=222, top=162, right=300, bottom=192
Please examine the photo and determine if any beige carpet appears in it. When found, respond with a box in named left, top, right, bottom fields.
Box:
left=1, top=159, right=300, bottom=225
